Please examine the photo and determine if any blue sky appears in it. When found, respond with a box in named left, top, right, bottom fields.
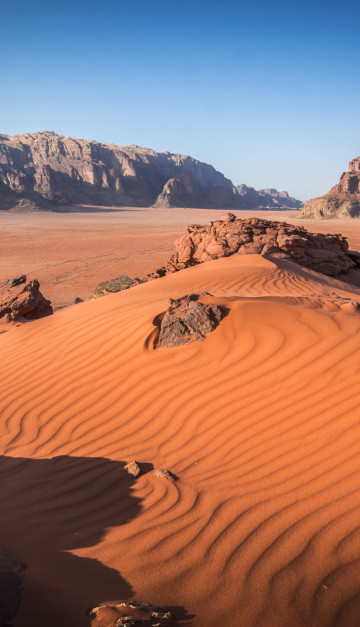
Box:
left=1, top=0, right=359, bottom=200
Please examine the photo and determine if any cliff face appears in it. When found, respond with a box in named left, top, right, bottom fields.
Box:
left=0, top=131, right=302, bottom=210
left=300, top=157, right=360, bottom=219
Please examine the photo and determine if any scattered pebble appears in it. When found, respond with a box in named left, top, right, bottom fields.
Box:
left=154, top=469, right=174, bottom=481
left=125, top=460, right=141, bottom=478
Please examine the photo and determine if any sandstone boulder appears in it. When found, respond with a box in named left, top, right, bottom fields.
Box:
left=156, top=294, right=226, bottom=349
left=0, top=276, right=52, bottom=323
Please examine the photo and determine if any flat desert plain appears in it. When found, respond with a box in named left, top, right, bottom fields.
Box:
left=1, top=208, right=360, bottom=626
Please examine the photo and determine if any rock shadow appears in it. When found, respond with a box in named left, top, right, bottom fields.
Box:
left=0, top=455, right=190, bottom=626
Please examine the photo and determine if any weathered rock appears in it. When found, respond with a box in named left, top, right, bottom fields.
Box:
left=156, top=294, right=226, bottom=349
left=134, top=214, right=358, bottom=284
left=125, top=461, right=141, bottom=478
left=0, top=131, right=302, bottom=210
left=74, top=297, right=84, bottom=304
left=300, top=156, right=360, bottom=218
left=94, top=275, right=134, bottom=295
left=0, top=549, right=25, bottom=627
left=154, top=469, right=174, bottom=481
left=89, top=600, right=174, bottom=625
left=0, top=276, right=52, bottom=323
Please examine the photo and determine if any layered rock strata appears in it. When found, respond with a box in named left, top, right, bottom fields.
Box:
left=300, top=156, right=360, bottom=218
left=133, top=213, right=358, bottom=284
left=0, top=131, right=302, bottom=210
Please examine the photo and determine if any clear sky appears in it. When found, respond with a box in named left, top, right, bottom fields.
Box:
left=1, top=0, right=359, bottom=200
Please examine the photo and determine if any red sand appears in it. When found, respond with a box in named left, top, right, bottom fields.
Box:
left=1, top=246, right=360, bottom=625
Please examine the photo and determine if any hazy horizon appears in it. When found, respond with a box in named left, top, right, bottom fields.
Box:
left=2, top=0, right=359, bottom=201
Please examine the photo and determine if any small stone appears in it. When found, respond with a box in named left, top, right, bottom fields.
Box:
left=74, top=297, right=83, bottom=304
left=154, top=469, right=174, bottom=481
left=125, top=461, right=141, bottom=478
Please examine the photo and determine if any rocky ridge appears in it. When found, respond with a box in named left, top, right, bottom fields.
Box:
left=133, top=213, right=359, bottom=283
left=0, top=131, right=302, bottom=210
left=300, top=156, right=360, bottom=218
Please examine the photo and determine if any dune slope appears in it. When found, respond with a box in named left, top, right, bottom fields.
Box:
left=1, top=255, right=360, bottom=626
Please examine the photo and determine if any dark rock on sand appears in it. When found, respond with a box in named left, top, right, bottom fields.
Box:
left=94, top=276, right=134, bottom=295
left=156, top=294, right=226, bottom=349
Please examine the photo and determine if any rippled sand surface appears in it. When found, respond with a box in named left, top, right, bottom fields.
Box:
left=1, top=253, right=360, bottom=626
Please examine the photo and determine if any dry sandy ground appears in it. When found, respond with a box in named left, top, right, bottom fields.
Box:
left=2, top=206, right=360, bottom=309
left=1, top=252, right=360, bottom=626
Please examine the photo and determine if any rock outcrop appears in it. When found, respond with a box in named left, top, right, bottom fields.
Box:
left=133, top=213, right=358, bottom=283
left=156, top=294, right=226, bottom=348
left=94, top=275, right=133, bottom=295
left=0, top=275, right=52, bottom=323
left=300, top=156, right=360, bottom=218
left=0, top=549, right=25, bottom=627
left=0, top=131, right=302, bottom=210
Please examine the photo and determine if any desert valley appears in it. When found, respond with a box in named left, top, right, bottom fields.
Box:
left=1, top=128, right=360, bottom=627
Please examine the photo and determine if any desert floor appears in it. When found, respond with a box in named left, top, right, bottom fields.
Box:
left=2, top=209, right=360, bottom=626
left=2, top=206, right=360, bottom=309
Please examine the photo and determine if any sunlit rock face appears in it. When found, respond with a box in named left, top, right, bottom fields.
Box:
left=0, top=131, right=302, bottom=211
left=300, top=156, right=360, bottom=219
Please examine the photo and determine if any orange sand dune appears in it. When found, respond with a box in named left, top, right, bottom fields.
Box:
left=1, top=254, right=360, bottom=626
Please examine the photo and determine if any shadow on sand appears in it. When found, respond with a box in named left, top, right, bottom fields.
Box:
left=0, top=455, right=193, bottom=626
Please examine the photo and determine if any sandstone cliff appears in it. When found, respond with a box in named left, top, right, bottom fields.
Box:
left=0, top=131, right=302, bottom=210
left=300, top=156, right=360, bottom=218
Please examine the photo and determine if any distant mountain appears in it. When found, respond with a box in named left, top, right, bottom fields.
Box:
left=300, top=156, right=360, bottom=218
left=0, top=132, right=303, bottom=211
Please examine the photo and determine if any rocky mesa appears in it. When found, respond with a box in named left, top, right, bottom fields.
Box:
left=300, top=156, right=360, bottom=218
left=0, top=131, right=302, bottom=211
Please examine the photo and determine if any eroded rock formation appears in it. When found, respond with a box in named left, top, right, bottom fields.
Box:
left=300, top=156, right=360, bottom=218
left=156, top=294, right=226, bottom=348
left=0, top=275, right=52, bottom=323
left=133, top=213, right=359, bottom=283
left=0, top=132, right=302, bottom=210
